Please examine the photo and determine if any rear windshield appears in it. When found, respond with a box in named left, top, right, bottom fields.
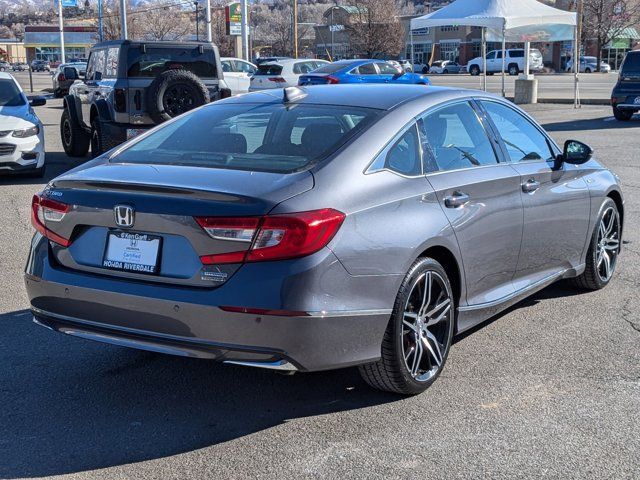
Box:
left=622, top=53, right=640, bottom=74
left=0, top=79, right=25, bottom=107
left=127, top=47, right=216, bottom=78
left=256, top=64, right=283, bottom=76
left=112, top=103, right=382, bottom=173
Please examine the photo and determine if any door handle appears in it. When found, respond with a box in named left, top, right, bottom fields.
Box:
left=522, top=179, right=541, bottom=193
left=444, top=191, right=470, bottom=208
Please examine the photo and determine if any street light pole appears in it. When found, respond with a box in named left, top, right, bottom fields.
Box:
left=57, top=0, right=66, bottom=64
left=205, top=0, right=212, bottom=43
left=293, top=0, right=298, bottom=58
left=194, top=2, right=200, bottom=41
left=240, top=0, right=249, bottom=60
left=119, top=0, right=127, bottom=39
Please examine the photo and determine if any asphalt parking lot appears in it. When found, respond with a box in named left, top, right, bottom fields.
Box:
left=1, top=98, right=638, bottom=479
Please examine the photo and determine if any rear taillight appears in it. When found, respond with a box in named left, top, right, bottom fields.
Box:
left=195, top=208, right=345, bottom=265
left=31, top=194, right=72, bottom=247
left=268, top=77, right=286, bottom=83
left=57, top=73, right=65, bottom=82
left=326, top=76, right=340, bottom=84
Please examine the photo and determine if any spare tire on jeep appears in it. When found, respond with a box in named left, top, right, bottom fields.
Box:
left=146, top=69, right=210, bottom=124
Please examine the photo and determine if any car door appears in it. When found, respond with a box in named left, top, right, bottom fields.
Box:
left=419, top=100, right=524, bottom=306
left=80, top=49, right=106, bottom=129
left=374, top=62, right=401, bottom=82
left=479, top=100, right=591, bottom=287
left=485, top=51, right=497, bottom=72
left=234, top=60, right=255, bottom=93
left=221, top=60, right=239, bottom=94
left=348, top=62, right=378, bottom=83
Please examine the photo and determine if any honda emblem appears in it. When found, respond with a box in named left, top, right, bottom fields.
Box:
left=114, top=205, right=135, bottom=228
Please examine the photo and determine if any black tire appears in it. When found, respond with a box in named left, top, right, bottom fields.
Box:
left=570, top=198, right=621, bottom=291
left=60, top=108, right=90, bottom=157
left=53, top=88, right=62, bottom=98
left=359, top=258, right=455, bottom=395
left=508, top=64, right=519, bottom=76
left=469, top=65, right=480, bottom=76
left=421, top=66, right=429, bottom=74
left=90, top=116, right=124, bottom=158
left=28, top=165, right=46, bottom=178
left=146, top=69, right=210, bottom=124
left=613, top=105, right=633, bottom=121
left=585, top=67, right=592, bottom=73
left=443, top=69, right=449, bottom=74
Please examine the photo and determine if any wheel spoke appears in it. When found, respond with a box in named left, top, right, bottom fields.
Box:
left=420, top=272, right=432, bottom=315
left=422, top=331, right=443, bottom=367
left=425, top=297, right=451, bottom=319
left=604, top=238, right=619, bottom=251
left=411, top=336, right=423, bottom=376
left=403, top=318, right=418, bottom=333
left=404, top=344, right=415, bottom=362
left=425, top=303, right=451, bottom=327
left=604, top=211, right=616, bottom=236
left=602, top=250, right=611, bottom=279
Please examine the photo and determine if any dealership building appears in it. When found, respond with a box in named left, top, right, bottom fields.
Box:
left=24, top=24, right=96, bottom=63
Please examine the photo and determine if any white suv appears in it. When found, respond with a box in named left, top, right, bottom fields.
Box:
left=467, top=49, right=544, bottom=76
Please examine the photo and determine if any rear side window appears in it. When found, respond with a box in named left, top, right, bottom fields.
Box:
left=256, top=64, right=283, bottom=76
left=622, top=53, right=640, bottom=74
left=127, top=47, right=216, bottom=78
left=419, top=102, right=498, bottom=172
left=293, top=61, right=316, bottom=74
left=510, top=50, right=524, bottom=58
left=112, top=103, right=381, bottom=173
left=312, top=62, right=351, bottom=74
left=481, top=101, right=554, bottom=163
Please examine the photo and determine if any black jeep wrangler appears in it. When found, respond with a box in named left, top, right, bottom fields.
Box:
left=60, top=40, right=230, bottom=157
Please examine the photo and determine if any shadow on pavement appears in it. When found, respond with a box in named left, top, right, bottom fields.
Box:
left=542, top=116, right=640, bottom=132
left=0, top=151, right=88, bottom=187
left=0, top=309, right=400, bottom=478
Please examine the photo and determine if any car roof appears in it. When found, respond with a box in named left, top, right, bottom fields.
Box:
left=263, top=58, right=326, bottom=66
left=221, top=85, right=499, bottom=111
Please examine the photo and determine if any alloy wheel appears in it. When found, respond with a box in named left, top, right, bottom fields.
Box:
left=162, top=83, right=198, bottom=117
left=401, top=270, right=453, bottom=382
left=596, top=206, right=620, bottom=282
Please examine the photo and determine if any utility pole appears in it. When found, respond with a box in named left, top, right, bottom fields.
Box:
left=205, top=0, right=212, bottom=43
left=57, top=0, right=66, bottom=64
left=240, top=0, right=249, bottom=60
left=293, top=0, right=298, bottom=58
left=119, top=0, right=127, bottom=39
left=98, top=0, right=104, bottom=42
left=330, top=7, right=334, bottom=60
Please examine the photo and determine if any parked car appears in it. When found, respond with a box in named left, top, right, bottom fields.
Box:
left=0, top=61, right=10, bottom=72
left=60, top=39, right=230, bottom=158
left=221, top=57, right=256, bottom=95
left=297, top=59, right=430, bottom=86
left=0, top=72, right=46, bottom=177
left=11, top=62, right=27, bottom=72
left=566, top=56, right=611, bottom=73
left=25, top=84, right=623, bottom=395
left=398, top=59, right=413, bottom=72
left=611, top=50, right=640, bottom=121
left=51, top=62, right=87, bottom=98
left=467, top=48, right=544, bottom=76
left=249, top=58, right=330, bottom=91
left=428, top=60, right=463, bottom=74
left=31, top=60, right=50, bottom=72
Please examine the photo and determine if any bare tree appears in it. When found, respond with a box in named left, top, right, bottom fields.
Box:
left=582, top=0, right=640, bottom=67
left=346, top=0, right=405, bottom=58
left=141, top=6, right=192, bottom=41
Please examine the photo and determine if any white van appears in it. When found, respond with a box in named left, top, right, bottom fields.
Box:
left=467, top=48, right=544, bottom=76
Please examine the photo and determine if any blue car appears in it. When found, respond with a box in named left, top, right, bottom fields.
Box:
left=298, top=59, right=430, bottom=86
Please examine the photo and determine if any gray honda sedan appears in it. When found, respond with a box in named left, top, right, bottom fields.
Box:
left=25, top=85, right=623, bottom=395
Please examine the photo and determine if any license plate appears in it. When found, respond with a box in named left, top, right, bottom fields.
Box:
left=127, top=128, right=146, bottom=140
left=102, top=231, right=161, bottom=274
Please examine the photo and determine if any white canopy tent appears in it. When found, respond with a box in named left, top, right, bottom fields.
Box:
left=410, top=0, right=579, bottom=105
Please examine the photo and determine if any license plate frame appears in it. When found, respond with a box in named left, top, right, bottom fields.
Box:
left=102, top=230, right=162, bottom=275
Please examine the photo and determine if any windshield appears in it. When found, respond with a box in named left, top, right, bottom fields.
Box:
left=0, top=79, right=25, bottom=107
left=255, top=64, right=283, bottom=75
left=112, top=103, right=382, bottom=173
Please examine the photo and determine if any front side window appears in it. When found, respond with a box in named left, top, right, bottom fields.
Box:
left=481, top=101, right=554, bottom=163
left=486, top=52, right=496, bottom=60
left=376, top=63, right=399, bottom=75
left=87, top=49, right=106, bottom=80
left=221, top=60, right=233, bottom=72
left=235, top=60, right=255, bottom=74
left=419, top=102, right=498, bottom=172
left=112, top=103, right=381, bottom=173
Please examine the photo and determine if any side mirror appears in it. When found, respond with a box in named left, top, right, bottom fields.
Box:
left=556, top=140, right=593, bottom=168
left=63, top=66, right=79, bottom=81
left=29, top=96, right=46, bottom=107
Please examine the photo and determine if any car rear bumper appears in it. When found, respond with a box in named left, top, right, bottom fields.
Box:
left=25, top=235, right=395, bottom=372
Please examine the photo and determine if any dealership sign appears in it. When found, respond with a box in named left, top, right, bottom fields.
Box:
left=225, top=3, right=246, bottom=36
